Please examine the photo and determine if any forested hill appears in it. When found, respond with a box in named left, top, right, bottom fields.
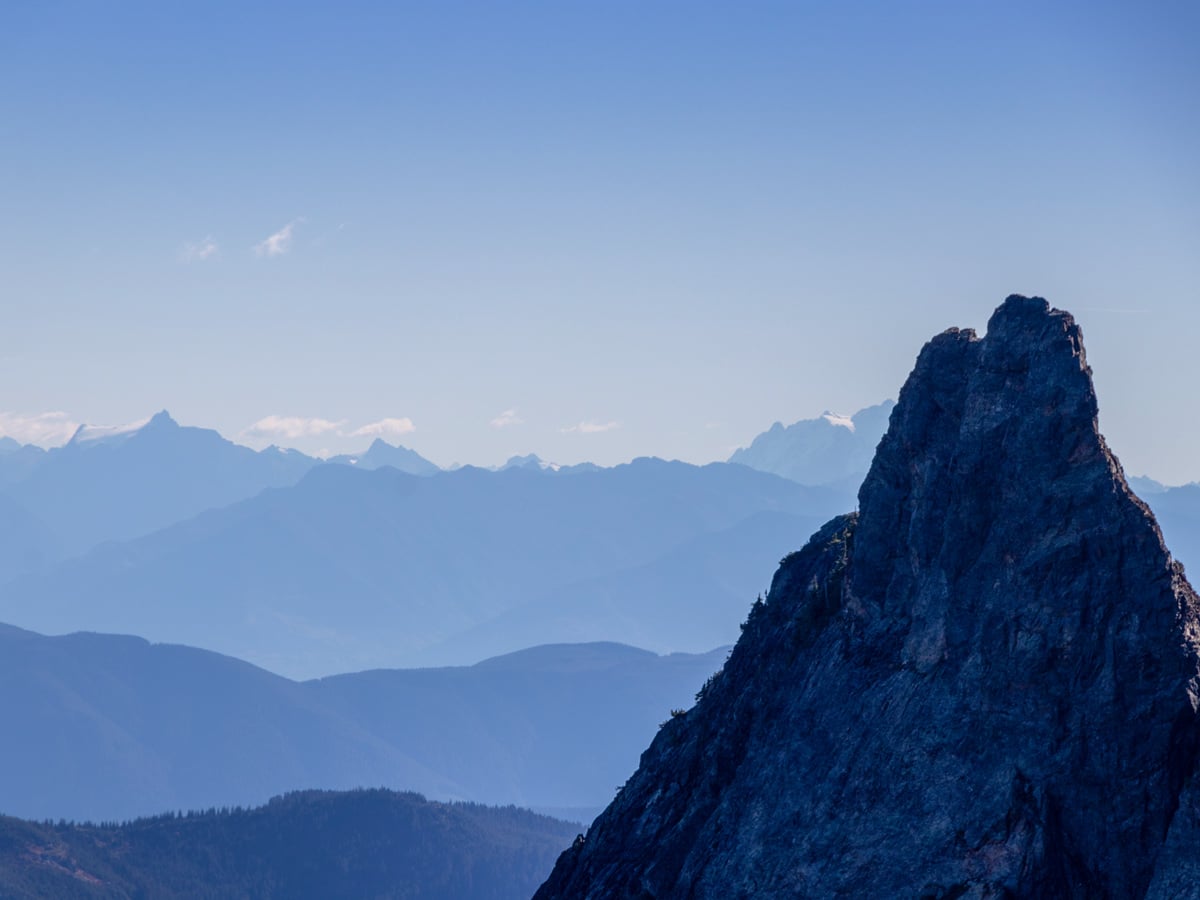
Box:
left=0, top=789, right=576, bottom=900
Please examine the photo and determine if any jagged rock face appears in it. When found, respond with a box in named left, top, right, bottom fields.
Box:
left=535, top=296, right=1200, bottom=899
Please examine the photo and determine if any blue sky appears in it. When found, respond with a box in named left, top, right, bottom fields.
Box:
left=2, top=1, right=1198, bottom=478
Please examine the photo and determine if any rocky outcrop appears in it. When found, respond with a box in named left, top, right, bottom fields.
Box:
left=535, top=296, right=1200, bottom=899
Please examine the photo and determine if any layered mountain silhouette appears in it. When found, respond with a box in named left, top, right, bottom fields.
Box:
left=537, top=296, right=1200, bottom=898
left=0, top=789, right=575, bottom=899
left=729, top=400, right=894, bottom=490
left=0, top=622, right=723, bottom=824
left=2, top=460, right=847, bottom=676
left=413, top=509, right=823, bottom=666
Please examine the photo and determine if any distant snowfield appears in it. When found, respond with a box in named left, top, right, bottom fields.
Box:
left=820, top=411, right=856, bottom=431
left=69, top=416, right=153, bottom=445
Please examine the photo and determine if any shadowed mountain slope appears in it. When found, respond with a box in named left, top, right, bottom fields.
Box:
left=0, top=494, right=60, bottom=579
left=537, top=296, right=1200, bottom=899
left=413, top=509, right=828, bottom=666
left=0, top=624, right=723, bottom=824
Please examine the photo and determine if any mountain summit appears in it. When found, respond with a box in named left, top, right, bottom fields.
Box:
left=327, top=439, right=440, bottom=475
left=536, top=296, right=1200, bottom=898
left=7, top=411, right=317, bottom=555
left=65, top=411, right=167, bottom=446
left=729, top=400, right=893, bottom=489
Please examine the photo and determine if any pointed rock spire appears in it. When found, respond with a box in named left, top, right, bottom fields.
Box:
left=536, top=296, right=1200, bottom=899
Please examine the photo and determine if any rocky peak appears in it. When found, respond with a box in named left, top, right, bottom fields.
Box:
left=535, top=296, right=1200, bottom=899
left=142, top=409, right=179, bottom=431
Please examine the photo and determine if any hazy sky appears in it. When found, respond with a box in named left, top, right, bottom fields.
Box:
left=2, top=1, right=1197, bottom=479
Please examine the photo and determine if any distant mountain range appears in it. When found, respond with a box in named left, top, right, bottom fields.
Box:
left=412, top=508, right=826, bottom=666
left=5, top=395, right=1200, bottom=897
left=0, top=411, right=441, bottom=563
left=728, top=401, right=895, bottom=490
left=1, top=458, right=847, bottom=676
left=3, top=412, right=315, bottom=558
left=7, top=407, right=1198, bottom=677
left=0, top=623, right=723, bottom=824
left=0, top=789, right=575, bottom=900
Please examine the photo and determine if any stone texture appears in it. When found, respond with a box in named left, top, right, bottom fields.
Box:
left=535, top=296, right=1200, bottom=899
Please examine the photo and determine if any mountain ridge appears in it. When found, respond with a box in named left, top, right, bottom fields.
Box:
left=3, top=410, right=318, bottom=556
left=2, top=458, right=848, bottom=676
left=0, top=623, right=726, bottom=824
left=0, top=789, right=576, bottom=899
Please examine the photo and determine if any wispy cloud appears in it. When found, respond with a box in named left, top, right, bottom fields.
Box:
left=242, top=415, right=419, bottom=445
left=179, top=236, right=219, bottom=262
left=490, top=408, right=524, bottom=429
left=560, top=420, right=620, bottom=434
left=0, top=411, right=80, bottom=446
left=243, top=415, right=345, bottom=440
left=254, top=219, right=304, bottom=257
left=350, top=417, right=416, bottom=438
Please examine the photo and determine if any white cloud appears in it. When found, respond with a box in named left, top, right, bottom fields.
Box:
left=490, top=408, right=524, bottom=429
left=254, top=219, right=303, bottom=257
left=350, top=417, right=416, bottom=438
left=0, top=411, right=80, bottom=446
left=560, top=420, right=620, bottom=434
left=179, top=236, right=219, bottom=262
left=241, top=415, right=417, bottom=445
left=242, top=415, right=345, bottom=440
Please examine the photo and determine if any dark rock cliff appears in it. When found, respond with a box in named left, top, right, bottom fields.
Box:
left=534, top=296, right=1200, bottom=899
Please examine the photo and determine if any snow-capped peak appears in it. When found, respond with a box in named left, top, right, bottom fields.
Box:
left=70, top=418, right=152, bottom=445
left=67, top=410, right=175, bottom=447
left=820, top=411, right=855, bottom=432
